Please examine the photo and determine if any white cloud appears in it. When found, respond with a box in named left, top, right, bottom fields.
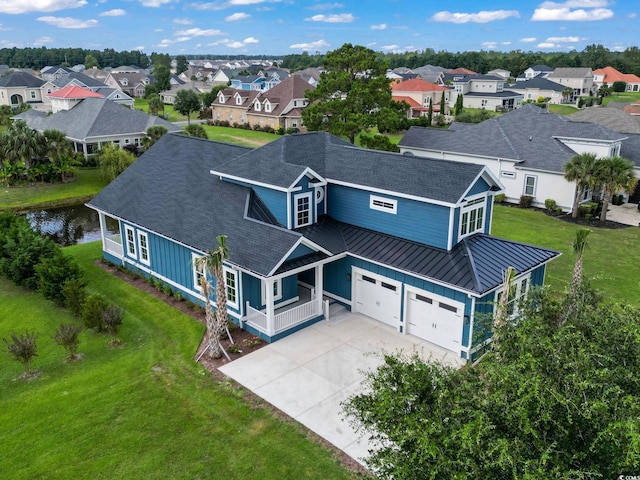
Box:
left=0, top=0, right=87, bottom=14
left=520, top=37, right=537, bottom=42
left=482, top=41, right=499, bottom=49
left=134, top=45, right=145, bottom=51
left=173, top=18, right=193, bottom=25
left=305, top=13, right=354, bottom=23
left=208, top=37, right=259, bottom=49
left=100, top=9, right=126, bottom=16
left=531, top=1, right=613, bottom=21
left=381, top=44, right=400, bottom=51
left=141, top=0, right=173, bottom=7
left=309, top=3, right=343, bottom=10
left=628, top=13, right=637, bottom=19
left=34, top=36, right=54, bottom=45
left=537, top=42, right=557, bottom=48
left=546, top=36, right=583, bottom=42
left=289, top=39, right=330, bottom=50
left=226, top=12, right=250, bottom=21
left=37, top=16, right=98, bottom=28
left=175, top=27, right=224, bottom=36
left=431, top=10, right=520, bottom=23
left=371, top=23, right=387, bottom=30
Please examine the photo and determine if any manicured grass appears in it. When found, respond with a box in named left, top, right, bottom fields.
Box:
left=0, top=242, right=353, bottom=480
left=201, top=124, right=278, bottom=147
left=0, top=168, right=109, bottom=212
left=492, top=204, right=640, bottom=305
left=547, top=104, right=579, bottom=115
left=134, top=98, right=188, bottom=122
left=602, top=91, right=640, bottom=106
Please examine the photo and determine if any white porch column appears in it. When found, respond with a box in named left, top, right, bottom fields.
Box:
left=265, top=278, right=275, bottom=337
left=98, top=212, right=106, bottom=250
left=314, top=265, right=324, bottom=315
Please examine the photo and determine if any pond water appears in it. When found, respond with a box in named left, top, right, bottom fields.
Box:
left=25, top=204, right=118, bottom=247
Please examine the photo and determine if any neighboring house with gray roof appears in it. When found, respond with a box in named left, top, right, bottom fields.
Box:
left=51, top=71, right=110, bottom=91
left=547, top=67, right=595, bottom=100
left=15, top=97, right=180, bottom=157
left=104, top=72, right=154, bottom=97
left=516, top=64, right=553, bottom=82
left=399, top=104, right=639, bottom=212
left=507, top=77, right=567, bottom=104
left=568, top=105, right=640, bottom=134
left=442, top=73, right=523, bottom=111
left=40, top=65, right=74, bottom=81
left=0, top=71, right=55, bottom=111
left=87, top=131, right=559, bottom=360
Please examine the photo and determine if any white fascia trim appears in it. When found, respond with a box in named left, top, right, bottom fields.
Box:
left=300, top=237, right=332, bottom=256
left=552, top=135, right=626, bottom=143
left=481, top=256, right=561, bottom=298
left=402, top=147, right=525, bottom=166
left=265, top=252, right=347, bottom=281
left=208, top=170, right=289, bottom=193
left=348, top=252, right=479, bottom=297
left=447, top=207, right=455, bottom=251
left=266, top=236, right=334, bottom=278
left=288, top=167, right=327, bottom=192
left=327, top=179, right=455, bottom=208
left=457, top=169, right=504, bottom=204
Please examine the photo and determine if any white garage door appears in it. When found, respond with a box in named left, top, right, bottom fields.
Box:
left=354, top=270, right=401, bottom=327
left=405, top=289, right=464, bottom=353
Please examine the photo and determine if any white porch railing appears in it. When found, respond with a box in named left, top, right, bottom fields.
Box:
left=104, top=234, right=123, bottom=257
left=245, top=298, right=323, bottom=336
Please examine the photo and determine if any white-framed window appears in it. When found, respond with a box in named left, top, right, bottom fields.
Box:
left=124, top=225, right=136, bottom=258
left=495, top=274, right=530, bottom=319
left=370, top=194, right=398, bottom=214
left=30, top=91, right=36, bottom=99
left=261, top=278, right=283, bottom=304
left=224, top=267, right=239, bottom=309
left=524, top=175, right=537, bottom=196
left=459, top=197, right=485, bottom=239
left=265, top=101, right=271, bottom=112
left=137, top=231, right=150, bottom=266
left=236, top=96, right=242, bottom=105
left=294, top=192, right=313, bottom=228
left=192, top=253, right=205, bottom=292
left=255, top=101, right=261, bottom=111
left=218, top=93, right=225, bottom=103
left=501, top=171, right=516, bottom=179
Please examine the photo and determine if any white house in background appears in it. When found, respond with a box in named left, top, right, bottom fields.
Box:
left=48, top=85, right=104, bottom=113
left=507, top=77, right=567, bottom=104
left=516, top=64, right=554, bottom=82
left=486, top=69, right=511, bottom=80
left=398, top=105, right=640, bottom=212
left=442, top=73, right=522, bottom=111
left=547, top=68, right=595, bottom=99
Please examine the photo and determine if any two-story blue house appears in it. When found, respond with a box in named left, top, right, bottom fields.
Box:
left=88, top=132, right=559, bottom=360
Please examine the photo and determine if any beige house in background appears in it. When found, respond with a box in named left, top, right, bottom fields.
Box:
left=547, top=67, right=595, bottom=99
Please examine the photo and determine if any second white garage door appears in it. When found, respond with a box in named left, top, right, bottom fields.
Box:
left=353, top=269, right=401, bottom=327
left=405, top=289, right=464, bottom=353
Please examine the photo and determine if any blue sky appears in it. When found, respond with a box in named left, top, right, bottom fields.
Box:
left=0, top=0, right=637, bottom=57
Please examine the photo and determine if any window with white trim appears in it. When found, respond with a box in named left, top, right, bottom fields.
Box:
left=124, top=225, right=136, bottom=258
left=224, top=267, right=239, bottom=308
left=370, top=195, right=397, bottom=214
left=236, top=96, right=242, bottom=105
left=137, top=231, right=150, bottom=266
left=495, top=275, right=530, bottom=318
left=459, top=197, right=485, bottom=239
left=261, top=278, right=283, bottom=304
left=255, top=101, right=261, bottom=111
left=265, top=101, right=271, bottom=112
left=294, top=192, right=313, bottom=228
left=192, top=254, right=204, bottom=292
left=524, top=175, right=537, bottom=196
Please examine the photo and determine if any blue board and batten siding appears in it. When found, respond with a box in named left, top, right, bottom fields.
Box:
left=242, top=274, right=299, bottom=310
left=251, top=186, right=288, bottom=226
left=327, top=184, right=451, bottom=249
left=466, top=177, right=491, bottom=197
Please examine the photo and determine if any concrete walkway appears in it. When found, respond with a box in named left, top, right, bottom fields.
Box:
left=219, top=304, right=464, bottom=464
left=606, top=203, right=640, bottom=227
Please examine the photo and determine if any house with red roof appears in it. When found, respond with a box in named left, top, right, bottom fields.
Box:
left=593, top=66, right=640, bottom=92
left=392, top=77, right=451, bottom=117
left=48, top=85, right=104, bottom=113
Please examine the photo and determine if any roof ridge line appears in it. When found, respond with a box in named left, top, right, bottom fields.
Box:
left=461, top=236, right=482, bottom=293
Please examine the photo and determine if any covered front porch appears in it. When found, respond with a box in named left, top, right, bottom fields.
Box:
left=243, top=263, right=329, bottom=341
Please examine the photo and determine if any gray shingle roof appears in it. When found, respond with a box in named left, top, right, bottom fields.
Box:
left=568, top=106, right=640, bottom=134
left=548, top=67, right=592, bottom=78
left=52, top=72, right=108, bottom=88
left=299, top=216, right=559, bottom=295
left=0, top=71, right=44, bottom=88
left=213, top=131, right=486, bottom=204
left=88, top=134, right=304, bottom=276
left=507, top=77, right=565, bottom=92
left=399, top=104, right=627, bottom=173
left=17, top=97, right=180, bottom=140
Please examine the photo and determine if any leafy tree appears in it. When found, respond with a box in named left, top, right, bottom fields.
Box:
left=150, top=52, right=171, bottom=70
left=597, top=83, right=611, bottom=98
left=359, top=133, right=399, bottom=152
left=200, top=84, right=226, bottom=109
left=98, top=143, right=136, bottom=181
left=175, top=55, right=188, bottom=75
left=153, top=64, right=171, bottom=92
left=143, top=125, right=168, bottom=150
left=174, top=89, right=201, bottom=125
left=4, top=330, right=39, bottom=374
left=35, top=249, right=84, bottom=306
left=564, top=152, right=597, bottom=218
left=43, top=129, right=75, bottom=182
left=61, top=277, right=87, bottom=319
left=344, top=282, right=640, bottom=478
left=147, top=94, right=164, bottom=117
left=195, top=235, right=230, bottom=359
left=593, top=156, right=638, bottom=223
left=612, top=81, right=627, bottom=93
left=84, top=53, right=99, bottom=69
left=302, top=43, right=404, bottom=144
left=183, top=123, right=208, bottom=139
left=562, top=86, right=574, bottom=103
left=53, top=323, right=82, bottom=361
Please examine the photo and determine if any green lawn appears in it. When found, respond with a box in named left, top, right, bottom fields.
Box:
left=492, top=204, right=640, bottom=305
left=0, top=242, right=353, bottom=480
left=547, top=104, right=579, bottom=115
left=134, top=98, right=188, bottom=122
left=201, top=125, right=278, bottom=147
left=0, top=168, right=108, bottom=212
left=602, top=91, right=640, bottom=106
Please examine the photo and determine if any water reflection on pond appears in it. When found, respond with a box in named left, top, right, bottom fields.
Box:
left=25, top=204, right=118, bottom=247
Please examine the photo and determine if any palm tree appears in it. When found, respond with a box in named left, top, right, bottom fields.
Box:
left=593, top=156, right=638, bottom=223
left=142, top=126, right=168, bottom=150
left=147, top=94, right=164, bottom=118
left=562, top=86, right=573, bottom=104
left=492, top=265, right=516, bottom=359
left=564, top=152, right=597, bottom=218
left=195, top=235, right=230, bottom=359
left=561, top=228, right=591, bottom=326
left=0, top=120, right=47, bottom=172
left=43, top=129, right=74, bottom=182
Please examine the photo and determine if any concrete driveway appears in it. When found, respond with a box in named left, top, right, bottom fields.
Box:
left=219, top=304, right=464, bottom=464
left=607, top=203, right=640, bottom=226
